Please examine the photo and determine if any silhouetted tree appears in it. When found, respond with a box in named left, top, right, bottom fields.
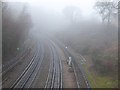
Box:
left=95, top=0, right=118, bottom=23
left=2, top=2, right=33, bottom=62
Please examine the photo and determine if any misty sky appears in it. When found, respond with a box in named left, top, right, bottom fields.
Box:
left=4, top=0, right=98, bottom=17
left=5, top=0, right=102, bottom=33
left=27, top=0, right=96, bottom=16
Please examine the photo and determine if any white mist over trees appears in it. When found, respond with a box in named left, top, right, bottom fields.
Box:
left=2, top=0, right=118, bottom=88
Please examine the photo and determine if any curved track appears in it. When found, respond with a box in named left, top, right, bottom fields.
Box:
left=2, top=36, right=91, bottom=89
left=10, top=41, right=44, bottom=88
left=50, top=38, right=91, bottom=88
left=2, top=39, right=36, bottom=86
left=44, top=40, right=62, bottom=89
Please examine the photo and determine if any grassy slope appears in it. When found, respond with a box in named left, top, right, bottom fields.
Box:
left=82, top=57, right=118, bottom=88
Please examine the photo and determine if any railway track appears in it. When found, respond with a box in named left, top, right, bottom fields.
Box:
left=65, top=48, right=91, bottom=88
left=50, top=38, right=91, bottom=88
left=2, top=41, right=37, bottom=87
left=24, top=42, right=45, bottom=88
left=44, top=41, right=62, bottom=89
left=2, top=35, right=91, bottom=88
left=72, top=59, right=90, bottom=88
left=2, top=39, right=37, bottom=87
left=9, top=41, right=44, bottom=88
left=2, top=37, right=32, bottom=68
left=2, top=38, right=35, bottom=76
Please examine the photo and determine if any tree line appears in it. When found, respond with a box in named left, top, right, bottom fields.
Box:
left=2, top=2, right=33, bottom=62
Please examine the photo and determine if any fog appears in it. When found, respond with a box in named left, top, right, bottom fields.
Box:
left=3, top=0, right=118, bottom=88
left=8, top=0, right=104, bottom=35
left=27, top=1, right=118, bottom=87
left=26, top=0, right=101, bottom=34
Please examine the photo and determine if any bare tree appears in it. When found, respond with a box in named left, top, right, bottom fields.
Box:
left=95, top=0, right=118, bottom=23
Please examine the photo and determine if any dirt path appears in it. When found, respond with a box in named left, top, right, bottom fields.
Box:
left=58, top=48, right=77, bottom=88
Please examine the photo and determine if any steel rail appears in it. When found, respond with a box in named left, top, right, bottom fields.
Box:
left=66, top=50, right=91, bottom=88
left=25, top=42, right=45, bottom=88
left=44, top=44, right=54, bottom=89
left=44, top=40, right=62, bottom=89
left=2, top=39, right=36, bottom=77
left=13, top=41, right=45, bottom=88
left=51, top=41, right=62, bottom=89
left=50, top=38, right=90, bottom=88
left=9, top=42, right=40, bottom=89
